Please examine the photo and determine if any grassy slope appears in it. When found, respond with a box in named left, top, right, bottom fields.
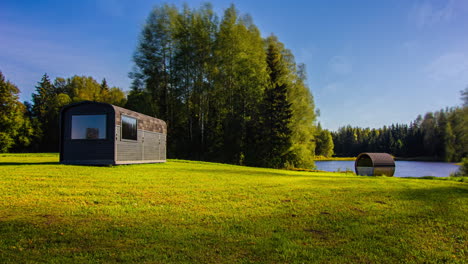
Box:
left=0, top=154, right=467, bottom=263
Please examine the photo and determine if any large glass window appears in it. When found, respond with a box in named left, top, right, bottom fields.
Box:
left=71, top=115, right=107, bottom=139
left=122, top=115, right=137, bottom=140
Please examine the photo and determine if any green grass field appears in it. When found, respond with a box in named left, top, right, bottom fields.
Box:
left=0, top=154, right=467, bottom=263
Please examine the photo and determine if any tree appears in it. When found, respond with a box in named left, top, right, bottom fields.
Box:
left=287, top=63, right=317, bottom=168
left=462, top=87, right=468, bottom=107
left=30, top=73, right=55, bottom=150
left=315, top=123, right=334, bottom=157
left=213, top=5, right=268, bottom=164
left=255, top=36, right=292, bottom=168
left=100, top=78, right=110, bottom=101
left=32, top=74, right=54, bottom=123
left=331, top=101, right=466, bottom=161
left=28, top=74, right=125, bottom=152
left=130, top=4, right=182, bottom=157
left=0, top=72, right=32, bottom=152
left=444, top=122, right=456, bottom=162
left=131, top=4, right=178, bottom=120
left=127, top=3, right=318, bottom=168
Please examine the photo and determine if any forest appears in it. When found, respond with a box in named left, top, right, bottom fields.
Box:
left=332, top=93, right=467, bottom=162
left=0, top=3, right=466, bottom=167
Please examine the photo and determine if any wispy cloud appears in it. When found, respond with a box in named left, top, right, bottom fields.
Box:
left=410, top=0, right=463, bottom=28
left=425, top=52, right=468, bottom=81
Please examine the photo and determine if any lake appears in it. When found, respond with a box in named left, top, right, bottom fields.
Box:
left=315, top=160, right=460, bottom=177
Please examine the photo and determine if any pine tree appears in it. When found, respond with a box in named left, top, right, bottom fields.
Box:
left=30, top=73, right=55, bottom=150
left=462, top=87, right=468, bottom=107
left=32, top=74, right=54, bottom=123
left=100, top=78, right=110, bottom=102
left=256, top=36, right=293, bottom=168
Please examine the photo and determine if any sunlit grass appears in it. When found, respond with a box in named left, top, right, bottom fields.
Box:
left=0, top=154, right=467, bottom=263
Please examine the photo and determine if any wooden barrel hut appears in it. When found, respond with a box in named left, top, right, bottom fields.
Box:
left=354, top=153, right=395, bottom=176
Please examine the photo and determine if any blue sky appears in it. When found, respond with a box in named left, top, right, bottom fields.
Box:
left=1, top=0, right=467, bottom=130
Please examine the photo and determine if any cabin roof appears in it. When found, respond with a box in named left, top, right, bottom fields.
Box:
left=61, top=101, right=167, bottom=134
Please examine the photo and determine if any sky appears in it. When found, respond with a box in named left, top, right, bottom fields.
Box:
left=1, top=0, right=467, bottom=131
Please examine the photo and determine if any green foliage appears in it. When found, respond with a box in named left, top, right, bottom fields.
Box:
left=462, top=87, right=468, bottom=107
left=254, top=36, right=292, bottom=168
left=0, top=154, right=467, bottom=262
left=27, top=74, right=126, bottom=152
left=333, top=106, right=467, bottom=161
left=212, top=5, right=269, bottom=164
left=65, top=76, right=126, bottom=105
left=0, top=72, right=32, bottom=152
left=129, top=4, right=317, bottom=168
left=286, top=64, right=317, bottom=168
left=315, top=123, right=334, bottom=157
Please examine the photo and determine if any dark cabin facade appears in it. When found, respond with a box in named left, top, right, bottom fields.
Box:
left=60, top=101, right=166, bottom=165
left=354, top=152, right=395, bottom=176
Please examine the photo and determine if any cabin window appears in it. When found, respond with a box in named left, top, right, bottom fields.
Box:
left=121, top=115, right=137, bottom=140
left=71, top=115, right=107, bottom=139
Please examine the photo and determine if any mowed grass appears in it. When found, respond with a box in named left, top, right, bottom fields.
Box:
left=0, top=154, right=467, bottom=263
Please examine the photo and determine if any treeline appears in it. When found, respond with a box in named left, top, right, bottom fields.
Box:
left=126, top=3, right=326, bottom=168
left=0, top=72, right=126, bottom=152
left=332, top=91, right=468, bottom=162
left=0, top=3, right=336, bottom=168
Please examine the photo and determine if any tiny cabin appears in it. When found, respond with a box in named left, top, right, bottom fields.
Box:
left=354, top=153, right=395, bottom=176
left=60, top=101, right=166, bottom=165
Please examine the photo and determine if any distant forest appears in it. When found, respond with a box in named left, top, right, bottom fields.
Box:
left=0, top=3, right=466, bottom=167
left=332, top=93, right=468, bottom=162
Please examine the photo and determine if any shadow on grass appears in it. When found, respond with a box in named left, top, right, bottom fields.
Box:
left=171, top=167, right=291, bottom=177
left=0, top=162, right=59, bottom=166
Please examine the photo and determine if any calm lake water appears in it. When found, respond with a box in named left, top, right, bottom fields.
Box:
left=315, top=160, right=460, bottom=177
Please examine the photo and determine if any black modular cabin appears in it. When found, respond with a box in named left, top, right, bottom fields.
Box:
left=60, top=101, right=167, bottom=165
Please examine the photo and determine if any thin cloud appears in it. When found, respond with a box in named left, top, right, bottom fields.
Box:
left=426, top=52, right=468, bottom=81
left=411, top=0, right=458, bottom=28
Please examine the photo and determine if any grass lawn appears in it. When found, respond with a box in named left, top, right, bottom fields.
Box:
left=0, top=154, right=467, bottom=263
